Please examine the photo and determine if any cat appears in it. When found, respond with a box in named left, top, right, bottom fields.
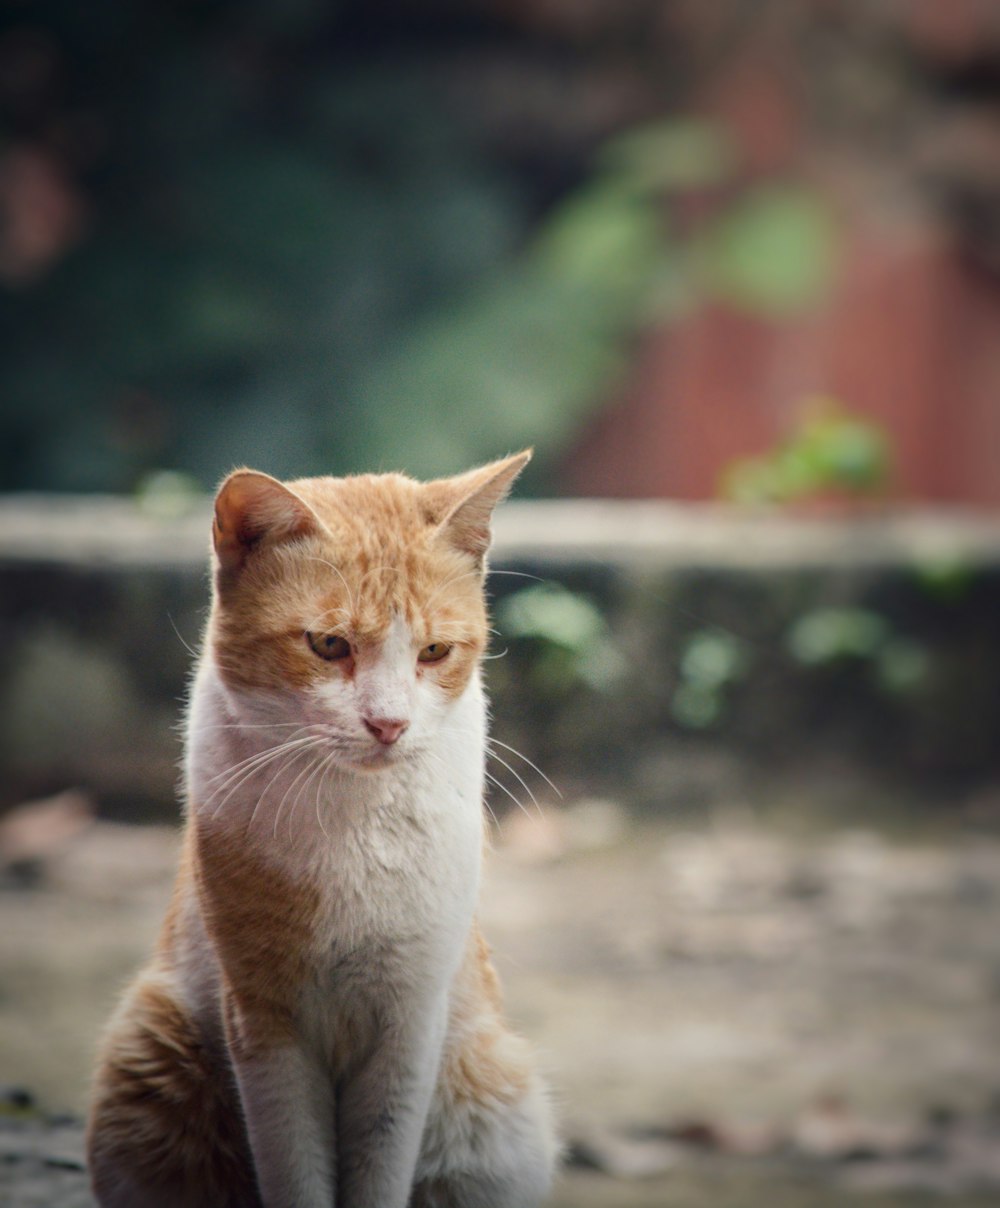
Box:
left=86, top=452, right=558, bottom=1208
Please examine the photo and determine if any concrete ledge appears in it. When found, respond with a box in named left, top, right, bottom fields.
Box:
left=498, top=501, right=1000, bottom=569
left=2, top=495, right=999, bottom=569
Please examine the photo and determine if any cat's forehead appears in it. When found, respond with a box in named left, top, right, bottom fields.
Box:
left=286, top=474, right=482, bottom=635
left=289, top=472, right=436, bottom=534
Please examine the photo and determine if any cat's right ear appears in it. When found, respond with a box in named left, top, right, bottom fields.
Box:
left=426, top=450, right=531, bottom=567
left=212, top=470, right=320, bottom=577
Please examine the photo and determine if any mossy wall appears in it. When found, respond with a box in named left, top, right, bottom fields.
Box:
left=2, top=498, right=998, bottom=818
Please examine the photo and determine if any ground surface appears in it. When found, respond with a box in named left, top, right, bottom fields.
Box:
left=2, top=797, right=999, bottom=1206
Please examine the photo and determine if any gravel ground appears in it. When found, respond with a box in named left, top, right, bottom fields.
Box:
left=2, top=797, right=999, bottom=1206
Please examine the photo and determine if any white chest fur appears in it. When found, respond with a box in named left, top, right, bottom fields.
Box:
left=186, top=660, right=486, bottom=985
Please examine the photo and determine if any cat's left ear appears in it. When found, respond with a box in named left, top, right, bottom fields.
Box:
left=427, top=450, right=531, bottom=566
left=213, top=469, right=321, bottom=577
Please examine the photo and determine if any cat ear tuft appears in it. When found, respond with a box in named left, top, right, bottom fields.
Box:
left=428, top=450, right=531, bottom=565
left=212, top=470, right=319, bottom=576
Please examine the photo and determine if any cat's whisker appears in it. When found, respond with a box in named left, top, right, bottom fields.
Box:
left=271, top=745, right=327, bottom=841
left=309, top=750, right=340, bottom=842
left=486, top=569, right=545, bottom=583
left=483, top=797, right=500, bottom=831
left=421, top=567, right=486, bottom=613
left=483, top=768, right=533, bottom=821
left=422, top=748, right=501, bottom=831
left=246, top=740, right=324, bottom=836
left=210, top=754, right=301, bottom=822
left=304, top=604, right=352, bottom=631
left=487, top=737, right=563, bottom=799
left=483, top=747, right=544, bottom=819
left=355, top=563, right=402, bottom=592
left=305, top=556, right=357, bottom=615
left=210, top=758, right=289, bottom=822
left=287, top=745, right=337, bottom=844
left=203, top=731, right=318, bottom=793
left=446, top=719, right=561, bottom=801
left=198, top=721, right=314, bottom=733
left=206, top=736, right=323, bottom=819
left=278, top=753, right=316, bottom=843
left=167, top=613, right=200, bottom=660
left=205, top=743, right=300, bottom=807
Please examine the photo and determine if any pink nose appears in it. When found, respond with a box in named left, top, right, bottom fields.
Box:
left=363, top=717, right=409, bottom=746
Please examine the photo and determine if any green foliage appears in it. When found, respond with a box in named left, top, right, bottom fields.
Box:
left=696, top=184, right=837, bottom=316
left=133, top=470, right=204, bottom=519
left=598, top=118, right=736, bottom=192
left=357, top=148, right=677, bottom=480
left=787, top=605, right=930, bottom=696
left=670, top=628, right=749, bottom=729
left=722, top=400, right=892, bottom=504
left=0, top=7, right=842, bottom=494
left=788, top=607, right=890, bottom=664
left=913, top=555, right=977, bottom=602
left=496, top=583, right=623, bottom=692
left=0, top=11, right=534, bottom=491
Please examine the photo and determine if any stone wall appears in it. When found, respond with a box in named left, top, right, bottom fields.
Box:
left=2, top=496, right=999, bottom=819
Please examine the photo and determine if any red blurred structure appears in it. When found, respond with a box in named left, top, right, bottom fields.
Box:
left=564, top=220, right=1000, bottom=506
left=559, top=0, right=1000, bottom=507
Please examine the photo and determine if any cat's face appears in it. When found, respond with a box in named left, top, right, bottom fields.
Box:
left=206, top=455, right=528, bottom=769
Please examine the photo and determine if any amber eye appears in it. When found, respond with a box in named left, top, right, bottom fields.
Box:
left=306, top=632, right=351, bottom=661
left=418, top=642, right=451, bottom=664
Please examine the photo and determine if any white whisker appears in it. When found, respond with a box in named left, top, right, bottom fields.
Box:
left=484, top=769, right=532, bottom=820
left=305, top=556, right=357, bottom=615
left=272, top=745, right=326, bottom=840
left=483, top=747, right=543, bottom=818
left=487, top=737, right=563, bottom=799
left=206, top=735, right=322, bottom=819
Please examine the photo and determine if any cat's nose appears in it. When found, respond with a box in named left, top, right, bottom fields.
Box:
left=363, top=716, right=409, bottom=746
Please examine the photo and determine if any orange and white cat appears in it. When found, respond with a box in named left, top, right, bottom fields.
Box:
left=86, top=453, right=557, bottom=1207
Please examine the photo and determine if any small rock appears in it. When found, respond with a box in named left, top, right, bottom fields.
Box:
left=567, top=1129, right=683, bottom=1179
left=791, top=1094, right=868, bottom=1159
left=562, top=799, right=626, bottom=853
left=497, top=806, right=567, bottom=864
left=0, top=790, right=94, bottom=884
left=0, top=1088, right=35, bottom=1115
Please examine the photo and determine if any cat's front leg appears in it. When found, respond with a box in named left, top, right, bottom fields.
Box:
left=336, top=999, right=448, bottom=1208
left=224, top=997, right=336, bottom=1208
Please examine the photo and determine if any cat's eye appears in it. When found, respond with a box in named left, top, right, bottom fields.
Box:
left=306, top=632, right=351, bottom=661
left=418, top=642, right=451, bottom=664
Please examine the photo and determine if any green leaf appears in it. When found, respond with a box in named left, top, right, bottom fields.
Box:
left=698, top=185, right=837, bottom=316
left=787, top=607, right=889, bottom=665
left=599, top=118, right=736, bottom=193
left=497, top=584, right=607, bottom=652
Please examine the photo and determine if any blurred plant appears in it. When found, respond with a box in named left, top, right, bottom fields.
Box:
left=696, top=184, right=837, bottom=317
left=788, top=607, right=889, bottom=663
left=721, top=400, right=892, bottom=505
left=787, top=606, right=929, bottom=695
left=134, top=470, right=204, bottom=519
left=0, top=12, right=842, bottom=498
left=496, top=583, right=624, bottom=693
left=912, top=554, right=977, bottom=603
left=670, top=628, right=749, bottom=729
left=366, top=119, right=841, bottom=481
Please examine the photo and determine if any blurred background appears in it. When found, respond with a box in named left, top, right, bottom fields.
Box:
left=2, top=3, right=1000, bottom=1206
left=2, top=0, right=1000, bottom=500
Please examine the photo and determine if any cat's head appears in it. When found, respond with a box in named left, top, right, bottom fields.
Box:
left=206, top=453, right=529, bottom=768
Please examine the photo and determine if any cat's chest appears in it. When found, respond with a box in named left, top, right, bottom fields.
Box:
left=286, top=770, right=482, bottom=964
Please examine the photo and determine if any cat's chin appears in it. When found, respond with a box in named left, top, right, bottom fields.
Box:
left=349, top=743, right=410, bottom=773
